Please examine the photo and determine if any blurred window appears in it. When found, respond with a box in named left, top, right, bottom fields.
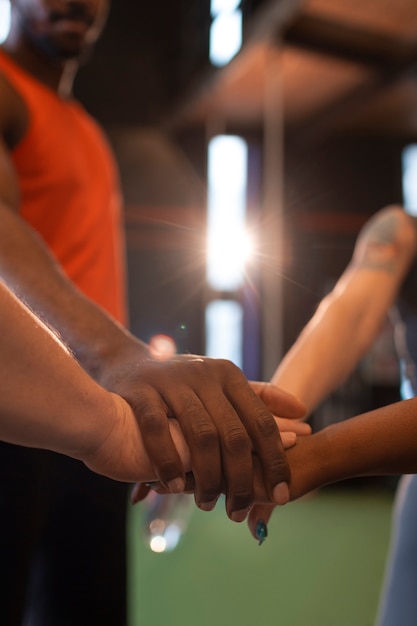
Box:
left=402, top=144, right=417, bottom=215
left=0, top=0, right=10, bottom=44
left=205, top=134, right=249, bottom=368
left=209, top=0, right=242, bottom=66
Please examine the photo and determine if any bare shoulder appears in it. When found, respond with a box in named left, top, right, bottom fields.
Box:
left=0, top=71, right=28, bottom=149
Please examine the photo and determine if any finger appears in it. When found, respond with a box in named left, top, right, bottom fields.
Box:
left=229, top=381, right=290, bottom=505
left=281, top=431, right=297, bottom=449
left=128, top=385, right=185, bottom=492
left=250, top=381, right=306, bottom=419
left=164, top=389, right=222, bottom=511
left=248, top=455, right=277, bottom=544
left=247, top=504, right=276, bottom=543
left=275, top=417, right=312, bottom=435
left=144, top=472, right=196, bottom=496
left=130, top=482, right=150, bottom=504
left=198, top=390, right=254, bottom=522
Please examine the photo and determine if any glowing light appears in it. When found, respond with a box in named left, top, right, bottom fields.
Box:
left=149, top=535, right=167, bottom=553
left=148, top=334, right=177, bottom=361
left=211, top=0, right=240, bottom=14
left=402, top=145, right=417, bottom=216
left=0, top=0, right=10, bottom=44
left=207, top=135, right=249, bottom=291
left=209, top=10, right=242, bottom=67
left=205, top=300, right=243, bottom=368
left=148, top=523, right=182, bottom=553
left=207, top=227, right=254, bottom=290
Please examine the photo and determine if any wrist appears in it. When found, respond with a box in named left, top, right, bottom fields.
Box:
left=286, top=429, right=335, bottom=500
left=59, top=386, right=118, bottom=463
left=86, top=332, right=151, bottom=388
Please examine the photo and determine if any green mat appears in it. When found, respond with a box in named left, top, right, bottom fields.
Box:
left=128, top=487, right=394, bottom=626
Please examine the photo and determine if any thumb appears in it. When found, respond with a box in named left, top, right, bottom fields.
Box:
left=250, top=381, right=306, bottom=419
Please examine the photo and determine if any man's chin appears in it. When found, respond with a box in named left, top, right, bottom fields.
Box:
left=53, top=32, right=92, bottom=59
left=28, top=31, right=90, bottom=64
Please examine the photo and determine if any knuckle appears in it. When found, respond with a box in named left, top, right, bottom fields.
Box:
left=256, top=411, right=279, bottom=439
left=191, top=422, right=218, bottom=450
left=222, top=359, right=243, bottom=381
left=211, top=357, right=238, bottom=378
left=218, top=357, right=234, bottom=371
left=157, top=460, right=183, bottom=483
left=223, top=427, right=251, bottom=456
left=182, top=358, right=206, bottom=378
left=268, top=456, right=291, bottom=483
left=137, top=408, right=164, bottom=435
left=229, top=490, right=253, bottom=511
left=178, top=391, right=198, bottom=412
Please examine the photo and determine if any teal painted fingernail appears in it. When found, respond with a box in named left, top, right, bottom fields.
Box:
left=256, top=520, right=268, bottom=546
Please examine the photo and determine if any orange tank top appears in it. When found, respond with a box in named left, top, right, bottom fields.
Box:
left=0, top=50, right=127, bottom=324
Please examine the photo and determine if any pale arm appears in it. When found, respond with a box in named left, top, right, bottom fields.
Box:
left=272, top=206, right=417, bottom=413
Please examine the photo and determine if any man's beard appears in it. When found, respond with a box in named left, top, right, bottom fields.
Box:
left=17, top=4, right=94, bottom=64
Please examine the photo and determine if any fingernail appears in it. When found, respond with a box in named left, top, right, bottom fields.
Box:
left=255, top=520, right=268, bottom=546
left=167, top=477, right=185, bottom=493
left=145, top=481, right=160, bottom=489
left=130, top=483, right=141, bottom=504
left=283, top=432, right=296, bottom=446
left=199, top=499, right=218, bottom=512
left=231, top=508, right=248, bottom=523
left=273, top=482, right=289, bottom=505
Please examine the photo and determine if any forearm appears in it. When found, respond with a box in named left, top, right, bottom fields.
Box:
left=272, top=304, right=365, bottom=413
left=0, top=281, right=190, bottom=480
left=272, top=288, right=390, bottom=414
left=0, top=203, right=148, bottom=380
left=0, top=280, right=117, bottom=454
left=287, top=398, right=417, bottom=500
left=275, top=209, right=417, bottom=414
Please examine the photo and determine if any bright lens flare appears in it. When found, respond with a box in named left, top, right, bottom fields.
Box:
left=207, top=228, right=254, bottom=289
left=149, top=535, right=167, bottom=553
left=148, top=334, right=177, bottom=361
left=207, top=135, right=249, bottom=291
left=241, top=229, right=254, bottom=262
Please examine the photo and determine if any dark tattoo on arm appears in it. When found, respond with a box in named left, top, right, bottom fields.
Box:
left=353, top=212, right=401, bottom=274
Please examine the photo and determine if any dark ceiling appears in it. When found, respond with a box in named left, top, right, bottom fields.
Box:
left=74, top=0, right=417, bottom=144
left=167, top=0, right=417, bottom=142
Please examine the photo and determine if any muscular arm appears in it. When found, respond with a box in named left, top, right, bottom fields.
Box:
left=0, top=280, right=190, bottom=482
